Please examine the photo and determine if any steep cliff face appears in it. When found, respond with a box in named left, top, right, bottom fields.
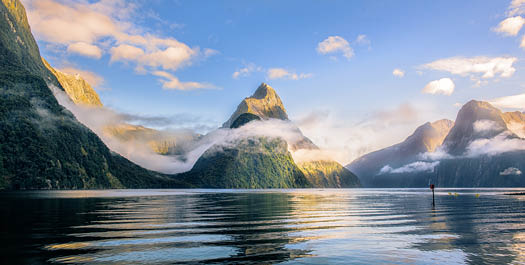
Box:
left=0, top=0, right=174, bottom=189
left=181, top=83, right=360, bottom=188
left=42, top=59, right=102, bottom=107
left=223, top=83, right=289, bottom=128
left=442, top=100, right=509, bottom=156
left=347, top=119, right=454, bottom=187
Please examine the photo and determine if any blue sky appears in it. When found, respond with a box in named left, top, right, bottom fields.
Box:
left=22, top=0, right=525, bottom=162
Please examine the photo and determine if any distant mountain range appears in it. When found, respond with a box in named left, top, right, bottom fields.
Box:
left=347, top=100, right=525, bottom=187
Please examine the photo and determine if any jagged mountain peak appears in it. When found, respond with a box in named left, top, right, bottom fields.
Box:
left=223, top=83, right=288, bottom=128
left=252, top=82, right=275, bottom=99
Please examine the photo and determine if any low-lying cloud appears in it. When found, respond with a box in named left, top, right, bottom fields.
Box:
left=379, top=161, right=440, bottom=175
left=500, top=167, right=522, bottom=175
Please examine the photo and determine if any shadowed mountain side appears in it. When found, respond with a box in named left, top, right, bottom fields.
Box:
left=349, top=100, right=525, bottom=188
left=347, top=119, right=453, bottom=187
left=0, top=0, right=175, bottom=189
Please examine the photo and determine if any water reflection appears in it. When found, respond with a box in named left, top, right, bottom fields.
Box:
left=0, top=189, right=523, bottom=264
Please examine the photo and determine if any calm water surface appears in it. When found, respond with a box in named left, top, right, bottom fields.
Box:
left=0, top=189, right=524, bottom=264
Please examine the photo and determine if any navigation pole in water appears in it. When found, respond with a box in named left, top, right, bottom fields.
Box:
left=430, top=184, right=435, bottom=206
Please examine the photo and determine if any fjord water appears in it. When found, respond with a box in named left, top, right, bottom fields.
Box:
left=0, top=189, right=523, bottom=264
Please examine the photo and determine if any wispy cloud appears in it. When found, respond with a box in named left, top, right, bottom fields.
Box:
left=67, top=42, right=102, bottom=58
left=23, top=0, right=216, bottom=91
left=489, top=93, right=525, bottom=110
left=422, top=78, right=455, bottom=96
left=266, top=68, right=312, bottom=80
left=232, top=63, right=263, bottom=79
left=423, top=56, right=517, bottom=79
left=153, top=71, right=218, bottom=91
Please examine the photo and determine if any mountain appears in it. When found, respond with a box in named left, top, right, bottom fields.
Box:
left=222, top=83, right=289, bottom=128
left=0, top=0, right=175, bottom=189
left=348, top=100, right=525, bottom=187
left=434, top=100, right=525, bottom=187
left=42, top=59, right=102, bottom=107
left=178, top=83, right=361, bottom=188
left=441, top=100, right=509, bottom=156
left=347, top=119, right=454, bottom=187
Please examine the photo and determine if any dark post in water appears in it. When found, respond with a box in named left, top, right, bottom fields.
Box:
left=430, top=184, right=435, bottom=206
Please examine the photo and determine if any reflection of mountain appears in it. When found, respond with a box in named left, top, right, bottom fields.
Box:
left=409, top=194, right=521, bottom=264
left=348, top=100, right=525, bottom=187
left=0, top=0, right=173, bottom=189
left=178, top=83, right=360, bottom=188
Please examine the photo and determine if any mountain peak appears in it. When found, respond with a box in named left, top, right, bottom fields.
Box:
left=443, top=100, right=508, bottom=155
left=223, top=83, right=288, bottom=128
left=252, top=83, right=274, bottom=99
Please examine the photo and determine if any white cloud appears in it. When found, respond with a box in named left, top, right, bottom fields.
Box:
left=110, top=44, right=145, bottom=62
left=23, top=0, right=215, bottom=90
left=232, top=63, right=262, bottom=79
left=58, top=67, right=104, bottom=87
left=521, top=35, right=525, bottom=48
left=392, top=68, right=405, bottom=78
left=379, top=161, right=440, bottom=174
left=509, top=0, right=525, bottom=16
left=67, top=42, right=102, bottom=58
left=422, top=78, right=455, bottom=96
left=493, top=16, right=525, bottom=36
left=489, top=93, right=525, bottom=110
left=317, top=36, right=354, bottom=60
left=500, top=167, right=522, bottom=175
left=152, top=71, right=217, bottom=91
left=466, top=131, right=525, bottom=157
left=267, top=68, right=312, bottom=80
left=423, top=56, right=517, bottom=79
left=473, top=119, right=504, bottom=133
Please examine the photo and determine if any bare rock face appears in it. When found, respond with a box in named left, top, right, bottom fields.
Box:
left=501, top=111, right=525, bottom=138
left=42, top=59, right=102, bottom=107
left=443, top=100, right=510, bottom=155
left=346, top=119, right=454, bottom=187
left=223, top=83, right=288, bottom=128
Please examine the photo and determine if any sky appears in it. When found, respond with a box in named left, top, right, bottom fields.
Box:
left=20, top=0, right=525, bottom=164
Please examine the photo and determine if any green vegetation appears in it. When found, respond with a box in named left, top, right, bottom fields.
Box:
left=298, top=160, right=361, bottom=188
left=178, top=137, right=310, bottom=188
left=0, top=0, right=175, bottom=189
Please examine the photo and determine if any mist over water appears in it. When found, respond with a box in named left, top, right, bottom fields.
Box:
left=0, top=189, right=523, bottom=264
